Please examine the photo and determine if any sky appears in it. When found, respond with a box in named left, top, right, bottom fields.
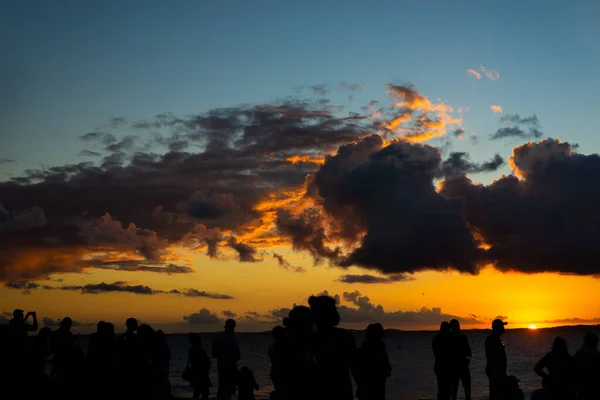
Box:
left=2, top=0, right=600, bottom=333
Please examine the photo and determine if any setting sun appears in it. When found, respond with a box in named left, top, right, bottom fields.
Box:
left=528, top=325, right=538, bottom=330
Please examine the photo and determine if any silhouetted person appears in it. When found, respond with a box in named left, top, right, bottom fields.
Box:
left=534, top=336, right=576, bottom=400
left=9, top=309, right=37, bottom=351
left=449, top=319, right=471, bottom=400
left=433, top=321, right=452, bottom=400
left=137, top=324, right=160, bottom=398
left=281, top=305, right=316, bottom=400
left=574, top=332, right=600, bottom=400
left=353, top=323, right=391, bottom=400
left=309, top=295, right=356, bottom=400
left=87, top=321, right=116, bottom=400
left=188, top=333, right=212, bottom=400
left=268, top=325, right=286, bottom=395
left=30, top=326, right=52, bottom=376
left=51, top=317, right=84, bottom=399
left=116, top=317, right=141, bottom=399
left=531, top=376, right=551, bottom=400
left=237, top=366, right=259, bottom=400
left=153, top=329, right=172, bottom=398
left=212, top=319, right=240, bottom=400
left=485, top=319, right=507, bottom=400
left=505, top=375, right=524, bottom=400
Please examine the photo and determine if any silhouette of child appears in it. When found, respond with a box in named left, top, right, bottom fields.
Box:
left=353, top=323, right=391, bottom=400
left=237, top=366, right=259, bottom=400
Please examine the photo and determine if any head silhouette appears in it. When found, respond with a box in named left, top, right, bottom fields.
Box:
left=284, top=306, right=313, bottom=338
left=309, top=295, right=340, bottom=328
left=272, top=325, right=285, bottom=341
left=38, top=326, right=52, bottom=340
left=224, top=319, right=236, bottom=333
left=583, top=332, right=599, bottom=348
left=492, top=319, right=507, bottom=334
left=189, top=332, right=202, bottom=346
left=366, top=323, right=384, bottom=341
left=12, top=309, right=24, bottom=321
left=97, top=321, right=107, bottom=333
left=440, top=321, right=451, bottom=334
left=126, top=317, right=138, bottom=332
left=60, top=317, right=72, bottom=331
left=551, top=336, right=568, bottom=357
left=449, top=319, right=460, bottom=333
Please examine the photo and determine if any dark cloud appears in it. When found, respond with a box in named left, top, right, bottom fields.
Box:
left=79, top=132, right=116, bottom=145
left=452, top=128, right=465, bottom=139
left=183, top=308, right=221, bottom=324
left=222, top=310, right=237, bottom=318
left=490, top=126, right=543, bottom=140
left=494, top=315, right=509, bottom=321
left=310, top=84, right=329, bottom=96
left=336, top=290, right=482, bottom=326
left=310, top=136, right=481, bottom=274
left=89, top=261, right=193, bottom=274
left=228, top=238, right=259, bottom=262
left=541, top=317, right=600, bottom=325
left=177, top=289, right=234, bottom=300
left=440, top=152, right=504, bottom=178
left=499, top=114, right=539, bottom=126
left=78, top=150, right=101, bottom=157
left=1, top=95, right=370, bottom=280
left=0, top=158, right=15, bottom=164
left=442, top=138, right=600, bottom=275
left=4, top=280, right=233, bottom=299
left=0, top=205, right=47, bottom=231
left=491, top=114, right=543, bottom=140
left=272, top=253, right=306, bottom=273
left=337, top=274, right=414, bottom=284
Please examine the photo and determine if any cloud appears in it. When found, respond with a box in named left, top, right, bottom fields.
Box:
left=321, top=290, right=482, bottom=327
left=452, top=128, right=465, bottom=139
left=175, top=288, right=234, bottom=300
left=380, top=84, right=462, bottom=142
left=491, top=105, right=503, bottom=114
left=309, top=136, right=482, bottom=274
left=439, top=152, right=505, bottom=178
left=183, top=308, right=221, bottom=324
left=273, top=253, right=306, bottom=273
left=480, top=65, right=500, bottom=81
left=491, top=114, right=543, bottom=140
left=466, top=69, right=481, bottom=79
left=337, top=274, right=414, bottom=284
left=4, top=280, right=234, bottom=299
left=228, top=238, right=259, bottom=262
left=441, top=138, right=600, bottom=275
left=79, top=132, right=116, bottom=145
left=0, top=158, right=15, bottom=164
left=222, top=310, right=237, bottom=318
left=78, top=150, right=101, bottom=157
left=310, top=84, right=329, bottom=96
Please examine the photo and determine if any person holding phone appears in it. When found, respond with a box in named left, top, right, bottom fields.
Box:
left=9, top=309, right=38, bottom=350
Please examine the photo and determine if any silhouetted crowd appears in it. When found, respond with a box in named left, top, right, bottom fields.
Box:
left=1, top=297, right=599, bottom=400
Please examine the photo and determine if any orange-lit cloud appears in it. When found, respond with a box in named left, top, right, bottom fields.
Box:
left=491, top=105, right=504, bottom=113
left=480, top=65, right=500, bottom=81
left=466, top=69, right=481, bottom=79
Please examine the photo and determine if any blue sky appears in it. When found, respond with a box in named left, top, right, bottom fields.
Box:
left=2, top=0, right=600, bottom=180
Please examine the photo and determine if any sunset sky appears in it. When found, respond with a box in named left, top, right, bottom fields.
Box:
left=2, top=1, right=600, bottom=333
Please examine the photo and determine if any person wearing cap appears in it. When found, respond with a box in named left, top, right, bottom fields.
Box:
left=485, top=319, right=507, bottom=400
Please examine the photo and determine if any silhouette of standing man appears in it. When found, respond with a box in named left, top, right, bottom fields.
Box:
left=309, top=295, right=356, bottom=400
left=432, top=321, right=452, bottom=400
left=449, top=319, right=471, bottom=400
left=485, top=319, right=507, bottom=400
left=212, top=319, right=240, bottom=400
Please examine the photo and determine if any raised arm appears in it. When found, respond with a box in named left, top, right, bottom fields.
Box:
left=27, top=312, right=38, bottom=332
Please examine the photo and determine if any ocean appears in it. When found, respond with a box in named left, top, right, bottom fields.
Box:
left=73, top=326, right=600, bottom=399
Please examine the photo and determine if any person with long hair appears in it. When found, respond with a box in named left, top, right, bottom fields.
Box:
left=534, top=336, right=576, bottom=400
